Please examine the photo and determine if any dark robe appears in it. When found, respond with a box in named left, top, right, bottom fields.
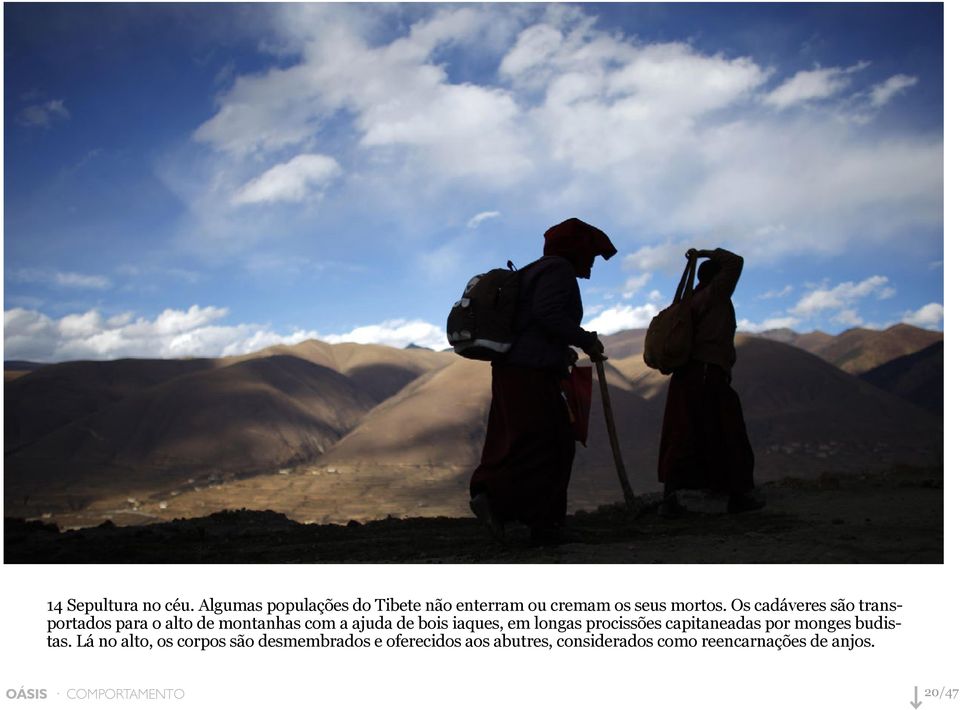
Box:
left=470, top=365, right=574, bottom=527
left=657, top=360, right=755, bottom=494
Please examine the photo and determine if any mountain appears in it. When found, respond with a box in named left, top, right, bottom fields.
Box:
left=608, top=323, right=943, bottom=375
left=4, top=331, right=942, bottom=529
left=5, top=358, right=216, bottom=452
left=4, top=360, right=48, bottom=382
left=860, top=341, right=943, bottom=415
left=4, top=361, right=48, bottom=370
left=758, top=324, right=942, bottom=374
left=70, top=356, right=664, bottom=527
left=230, top=339, right=453, bottom=402
left=757, top=328, right=834, bottom=353
left=5, top=356, right=375, bottom=506
left=4, top=343, right=454, bottom=523
left=92, top=336, right=940, bottom=529
left=602, top=329, right=648, bottom=359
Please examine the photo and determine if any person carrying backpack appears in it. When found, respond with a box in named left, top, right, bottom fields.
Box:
left=469, top=218, right=615, bottom=545
left=657, top=247, right=764, bottom=517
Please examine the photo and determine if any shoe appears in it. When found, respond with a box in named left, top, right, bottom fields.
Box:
left=727, top=491, right=765, bottom=514
left=530, top=526, right=583, bottom=546
left=657, top=494, right=687, bottom=519
left=470, top=493, right=505, bottom=543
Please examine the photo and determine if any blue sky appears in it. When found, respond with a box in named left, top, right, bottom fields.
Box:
left=3, top=3, right=944, bottom=361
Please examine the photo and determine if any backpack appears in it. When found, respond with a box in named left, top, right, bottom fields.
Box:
left=446, top=260, right=527, bottom=360
left=643, top=253, right=698, bottom=375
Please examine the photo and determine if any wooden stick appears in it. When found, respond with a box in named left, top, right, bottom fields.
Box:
left=594, top=358, right=635, bottom=504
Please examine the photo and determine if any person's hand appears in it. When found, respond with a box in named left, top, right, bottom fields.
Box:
left=685, top=248, right=698, bottom=260
left=584, top=332, right=606, bottom=362
left=566, top=347, right=580, bottom=367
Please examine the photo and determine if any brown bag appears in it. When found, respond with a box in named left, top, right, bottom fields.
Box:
left=643, top=254, right=698, bottom=375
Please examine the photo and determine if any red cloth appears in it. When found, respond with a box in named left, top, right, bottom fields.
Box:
left=470, top=364, right=575, bottom=527
left=560, top=365, right=593, bottom=445
left=543, top=218, right=617, bottom=262
left=657, top=361, right=755, bottom=494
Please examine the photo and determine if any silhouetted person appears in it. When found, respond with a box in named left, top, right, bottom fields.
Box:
left=470, top=218, right=615, bottom=545
left=657, top=247, right=763, bottom=517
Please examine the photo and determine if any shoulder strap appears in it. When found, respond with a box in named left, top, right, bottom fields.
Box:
left=672, top=254, right=698, bottom=304
left=526, top=254, right=566, bottom=271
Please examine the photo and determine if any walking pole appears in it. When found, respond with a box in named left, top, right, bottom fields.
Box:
left=594, top=356, right=635, bottom=504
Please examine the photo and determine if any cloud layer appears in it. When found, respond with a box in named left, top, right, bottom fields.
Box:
left=11, top=268, right=111, bottom=290
left=179, top=4, right=940, bottom=265
left=3, top=306, right=448, bottom=362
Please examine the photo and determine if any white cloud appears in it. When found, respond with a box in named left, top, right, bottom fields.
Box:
left=619, top=243, right=686, bottom=301
left=196, top=6, right=532, bottom=185
left=12, top=268, right=111, bottom=290
left=902, top=303, right=943, bottom=329
left=219, top=328, right=324, bottom=357
left=2, top=305, right=335, bottom=362
left=516, top=38, right=770, bottom=177
left=17, top=99, right=70, bottom=127
left=55, top=272, right=111, bottom=289
left=467, top=211, right=501, bottom=229
left=321, top=318, right=448, bottom=350
left=759, top=285, right=793, bottom=300
left=59, top=311, right=107, bottom=339
left=763, top=62, right=869, bottom=110
left=4, top=309, right=60, bottom=361
left=621, top=274, right=651, bottom=299
left=152, top=305, right=229, bottom=335
left=500, top=23, right=565, bottom=82
left=870, top=74, right=918, bottom=107
left=232, top=153, right=341, bottom=205
left=832, top=309, right=864, bottom=327
left=623, top=243, right=683, bottom=273
left=582, top=303, right=659, bottom=334
left=675, top=125, right=942, bottom=259
left=791, top=275, right=894, bottom=317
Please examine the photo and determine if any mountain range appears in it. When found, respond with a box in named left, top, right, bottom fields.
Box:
left=4, top=324, right=942, bottom=528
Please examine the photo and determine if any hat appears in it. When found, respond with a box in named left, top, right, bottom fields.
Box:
left=543, top=218, right=617, bottom=261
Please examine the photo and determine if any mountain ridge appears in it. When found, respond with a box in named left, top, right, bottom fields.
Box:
left=4, top=325, right=942, bottom=529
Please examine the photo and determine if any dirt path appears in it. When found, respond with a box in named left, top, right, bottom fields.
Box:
left=4, top=466, right=942, bottom=564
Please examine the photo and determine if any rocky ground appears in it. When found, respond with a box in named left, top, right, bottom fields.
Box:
left=4, top=465, right=942, bottom=564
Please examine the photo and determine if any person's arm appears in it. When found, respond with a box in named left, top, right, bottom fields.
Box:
left=697, top=247, right=743, bottom=299
left=530, top=259, right=599, bottom=353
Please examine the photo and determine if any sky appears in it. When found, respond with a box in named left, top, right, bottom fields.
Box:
left=2, top=2, right=945, bottom=362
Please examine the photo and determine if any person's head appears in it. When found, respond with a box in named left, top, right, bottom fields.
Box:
left=543, top=218, right=617, bottom=278
left=697, top=259, right=721, bottom=286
